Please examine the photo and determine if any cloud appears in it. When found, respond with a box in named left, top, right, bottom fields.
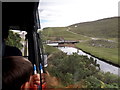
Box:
left=39, top=0, right=119, bottom=29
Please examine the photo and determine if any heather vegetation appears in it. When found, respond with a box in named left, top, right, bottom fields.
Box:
left=45, top=51, right=120, bottom=88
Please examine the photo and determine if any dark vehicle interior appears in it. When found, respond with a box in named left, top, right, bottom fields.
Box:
left=2, top=1, right=44, bottom=89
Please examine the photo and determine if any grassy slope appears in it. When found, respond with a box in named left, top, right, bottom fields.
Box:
left=42, top=27, right=89, bottom=41
left=44, top=45, right=60, bottom=55
left=76, top=43, right=118, bottom=65
left=68, top=17, right=119, bottom=39
left=68, top=17, right=119, bottom=65
left=42, top=17, right=119, bottom=66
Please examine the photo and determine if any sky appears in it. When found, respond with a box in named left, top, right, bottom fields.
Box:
left=38, top=0, right=119, bottom=29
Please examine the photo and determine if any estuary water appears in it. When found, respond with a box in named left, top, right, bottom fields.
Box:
left=58, top=47, right=119, bottom=76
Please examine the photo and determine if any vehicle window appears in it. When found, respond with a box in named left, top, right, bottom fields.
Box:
left=6, top=30, right=28, bottom=56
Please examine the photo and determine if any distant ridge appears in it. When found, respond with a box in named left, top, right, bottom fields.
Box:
left=69, top=17, right=119, bottom=26
left=68, top=17, right=119, bottom=38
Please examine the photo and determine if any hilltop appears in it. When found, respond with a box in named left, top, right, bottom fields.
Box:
left=43, top=17, right=119, bottom=40
left=68, top=17, right=119, bottom=39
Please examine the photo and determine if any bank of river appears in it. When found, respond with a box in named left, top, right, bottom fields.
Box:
left=57, top=47, right=120, bottom=76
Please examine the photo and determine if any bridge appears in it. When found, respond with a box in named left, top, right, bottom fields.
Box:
left=46, top=40, right=79, bottom=44
left=46, top=40, right=79, bottom=47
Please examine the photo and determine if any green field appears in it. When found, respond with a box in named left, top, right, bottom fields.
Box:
left=76, top=42, right=118, bottom=65
left=42, top=27, right=89, bottom=41
left=44, top=45, right=60, bottom=55
left=41, top=17, right=119, bottom=66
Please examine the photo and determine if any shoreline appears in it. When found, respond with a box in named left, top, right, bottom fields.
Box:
left=75, top=47, right=120, bottom=68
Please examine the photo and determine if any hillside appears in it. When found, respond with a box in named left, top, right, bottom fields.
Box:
left=42, top=27, right=89, bottom=41
left=42, top=17, right=120, bottom=89
left=68, top=17, right=119, bottom=39
left=42, top=17, right=119, bottom=41
left=41, top=17, right=119, bottom=65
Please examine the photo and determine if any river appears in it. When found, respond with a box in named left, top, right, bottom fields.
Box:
left=57, top=47, right=120, bottom=76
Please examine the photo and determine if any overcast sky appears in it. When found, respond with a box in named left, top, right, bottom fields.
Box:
left=38, top=0, right=119, bottom=29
